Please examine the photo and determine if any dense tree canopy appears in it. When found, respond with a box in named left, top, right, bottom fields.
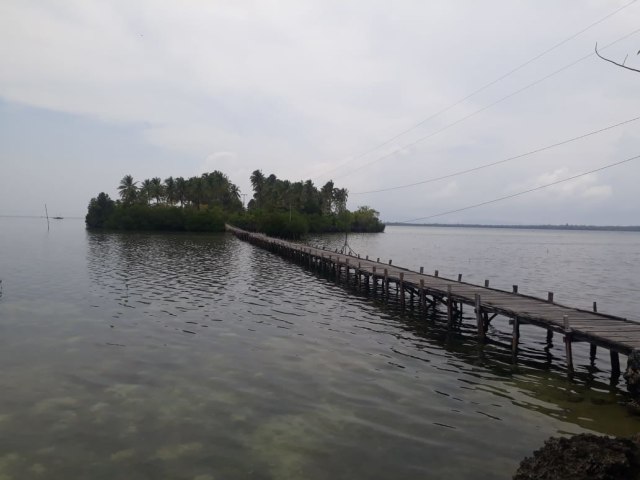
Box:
left=87, top=169, right=384, bottom=238
left=236, top=170, right=384, bottom=238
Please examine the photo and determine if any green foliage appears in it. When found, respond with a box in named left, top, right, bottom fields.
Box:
left=87, top=169, right=385, bottom=237
left=184, top=208, right=225, bottom=232
left=351, top=206, right=385, bottom=233
left=85, top=192, right=116, bottom=228
left=256, top=211, right=309, bottom=239
left=98, top=204, right=225, bottom=232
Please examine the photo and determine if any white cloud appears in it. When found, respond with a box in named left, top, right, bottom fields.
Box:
left=1, top=0, right=639, bottom=221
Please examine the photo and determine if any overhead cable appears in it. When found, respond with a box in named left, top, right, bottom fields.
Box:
left=351, top=114, right=640, bottom=195
left=333, top=26, right=640, bottom=181
left=397, top=154, right=640, bottom=223
left=313, top=0, right=639, bottom=182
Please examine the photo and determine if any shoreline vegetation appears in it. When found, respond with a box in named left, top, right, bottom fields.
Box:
left=85, top=170, right=385, bottom=239
left=387, top=222, right=640, bottom=232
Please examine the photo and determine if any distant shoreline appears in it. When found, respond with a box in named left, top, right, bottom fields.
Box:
left=385, top=222, right=640, bottom=232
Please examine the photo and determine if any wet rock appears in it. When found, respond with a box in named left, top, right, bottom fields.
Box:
left=514, top=433, right=640, bottom=480
left=625, top=349, right=640, bottom=400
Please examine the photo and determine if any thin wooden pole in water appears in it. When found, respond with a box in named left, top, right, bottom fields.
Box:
left=590, top=302, right=598, bottom=362
left=447, top=285, right=453, bottom=327
left=384, top=269, right=389, bottom=303
left=564, top=315, right=573, bottom=372
left=44, top=204, right=50, bottom=231
left=611, top=351, right=621, bottom=377
left=512, top=316, right=520, bottom=361
left=399, top=272, right=405, bottom=310
left=475, top=294, right=484, bottom=341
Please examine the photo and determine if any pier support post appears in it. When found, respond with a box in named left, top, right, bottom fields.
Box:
left=345, top=259, right=350, bottom=286
left=447, top=285, right=453, bottom=327
left=475, top=294, right=484, bottom=341
left=546, top=329, right=553, bottom=345
left=590, top=344, right=597, bottom=363
left=419, top=279, right=426, bottom=312
left=399, top=272, right=405, bottom=310
left=372, top=267, right=377, bottom=296
left=384, top=269, right=389, bottom=303
left=512, top=316, right=520, bottom=361
left=564, top=315, right=573, bottom=372
left=611, top=351, right=621, bottom=377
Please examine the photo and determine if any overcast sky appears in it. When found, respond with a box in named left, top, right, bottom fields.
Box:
left=1, top=0, right=639, bottom=224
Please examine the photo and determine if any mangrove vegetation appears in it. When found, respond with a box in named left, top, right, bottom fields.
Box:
left=86, top=169, right=384, bottom=238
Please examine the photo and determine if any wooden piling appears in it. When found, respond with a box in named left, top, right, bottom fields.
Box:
left=611, top=351, right=621, bottom=377
left=447, top=285, right=453, bottom=327
left=399, top=272, right=405, bottom=309
left=512, top=316, right=520, bottom=359
left=384, top=269, right=389, bottom=303
left=475, top=294, right=484, bottom=341
left=564, top=315, right=573, bottom=372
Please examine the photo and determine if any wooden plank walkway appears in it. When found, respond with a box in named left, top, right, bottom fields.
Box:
left=227, top=225, right=639, bottom=381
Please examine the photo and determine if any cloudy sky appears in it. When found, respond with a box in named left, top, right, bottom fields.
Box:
left=1, top=0, right=638, bottom=224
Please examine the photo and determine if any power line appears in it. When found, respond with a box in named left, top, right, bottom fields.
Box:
left=312, top=0, right=638, bottom=181
left=333, top=26, right=640, bottom=181
left=351, top=114, right=640, bottom=195
left=397, top=154, right=640, bottom=223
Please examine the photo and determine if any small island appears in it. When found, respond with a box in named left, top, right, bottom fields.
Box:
left=86, top=170, right=384, bottom=238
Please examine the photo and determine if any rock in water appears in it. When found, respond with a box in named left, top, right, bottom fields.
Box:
left=625, top=349, right=640, bottom=399
left=513, top=433, right=640, bottom=480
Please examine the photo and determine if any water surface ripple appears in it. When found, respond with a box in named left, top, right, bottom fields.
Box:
left=0, top=218, right=639, bottom=480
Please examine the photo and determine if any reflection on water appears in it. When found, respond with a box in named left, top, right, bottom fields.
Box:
left=0, top=218, right=639, bottom=480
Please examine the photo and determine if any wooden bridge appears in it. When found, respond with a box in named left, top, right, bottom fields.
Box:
left=227, top=225, right=639, bottom=383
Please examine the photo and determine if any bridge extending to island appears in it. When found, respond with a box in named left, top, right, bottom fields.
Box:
left=227, top=225, right=639, bottom=383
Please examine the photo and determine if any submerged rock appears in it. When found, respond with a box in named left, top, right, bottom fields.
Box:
left=514, top=433, right=640, bottom=480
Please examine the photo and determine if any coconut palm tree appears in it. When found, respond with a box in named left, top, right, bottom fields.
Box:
left=250, top=170, right=265, bottom=208
left=150, top=177, right=164, bottom=204
left=175, top=177, right=187, bottom=207
left=164, top=177, right=177, bottom=206
left=139, top=179, right=152, bottom=205
left=118, top=175, right=138, bottom=206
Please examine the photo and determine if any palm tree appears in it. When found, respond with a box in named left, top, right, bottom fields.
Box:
left=118, top=175, right=138, bottom=206
left=139, top=179, right=152, bottom=205
left=164, top=177, right=177, bottom=206
left=150, top=177, right=164, bottom=204
left=186, top=176, right=205, bottom=209
left=175, top=177, right=187, bottom=207
left=250, top=170, right=265, bottom=208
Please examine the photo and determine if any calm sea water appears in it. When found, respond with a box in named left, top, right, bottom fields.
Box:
left=1, top=218, right=639, bottom=480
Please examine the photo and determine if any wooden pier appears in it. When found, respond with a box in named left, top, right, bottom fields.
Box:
left=227, top=225, right=639, bottom=382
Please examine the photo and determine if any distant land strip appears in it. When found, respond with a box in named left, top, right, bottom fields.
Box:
left=386, top=223, right=640, bottom=232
